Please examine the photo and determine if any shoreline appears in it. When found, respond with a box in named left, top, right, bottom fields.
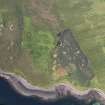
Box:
left=0, top=70, right=105, bottom=104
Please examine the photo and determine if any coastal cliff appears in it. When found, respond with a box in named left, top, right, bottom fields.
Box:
left=0, top=70, right=105, bottom=105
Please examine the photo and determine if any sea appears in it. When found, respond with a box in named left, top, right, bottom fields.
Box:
left=0, top=77, right=99, bottom=105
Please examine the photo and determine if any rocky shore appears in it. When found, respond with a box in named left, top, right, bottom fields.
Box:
left=0, top=69, right=105, bottom=104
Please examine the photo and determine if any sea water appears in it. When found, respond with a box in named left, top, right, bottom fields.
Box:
left=0, top=78, right=100, bottom=105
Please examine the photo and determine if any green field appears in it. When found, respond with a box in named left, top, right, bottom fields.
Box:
left=0, top=0, right=105, bottom=89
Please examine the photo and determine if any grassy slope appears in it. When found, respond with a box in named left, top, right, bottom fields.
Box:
left=1, top=0, right=105, bottom=90
left=55, top=0, right=105, bottom=90
left=0, top=0, right=58, bottom=87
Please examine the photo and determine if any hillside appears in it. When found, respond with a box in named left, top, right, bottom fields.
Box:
left=0, top=0, right=105, bottom=90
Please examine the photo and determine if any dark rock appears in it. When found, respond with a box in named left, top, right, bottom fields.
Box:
left=56, top=29, right=94, bottom=82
